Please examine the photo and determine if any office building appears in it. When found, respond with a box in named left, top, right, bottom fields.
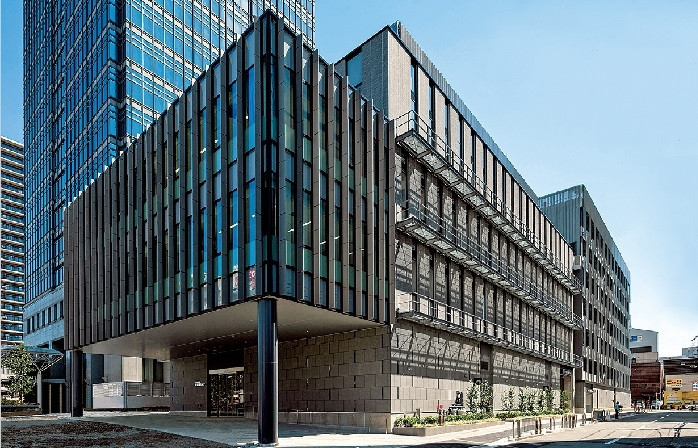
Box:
left=663, top=357, right=698, bottom=407
left=64, top=14, right=584, bottom=442
left=630, top=328, right=658, bottom=354
left=336, top=20, right=582, bottom=410
left=540, top=185, right=631, bottom=412
left=23, top=0, right=314, bottom=411
left=629, top=328, right=660, bottom=406
left=1, top=137, right=25, bottom=346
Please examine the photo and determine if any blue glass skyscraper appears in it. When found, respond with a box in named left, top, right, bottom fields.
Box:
left=23, top=0, right=314, bottom=410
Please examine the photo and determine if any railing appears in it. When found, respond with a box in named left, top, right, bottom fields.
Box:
left=93, top=382, right=171, bottom=410
left=0, top=192, right=23, bottom=202
left=393, top=111, right=581, bottom=292
left=398, top=292, right=581, bottom=367
left=1, top=183, right=23, bottom=195
left=1, top=304, right=23, bottom=312
left=396, top=198, right=583, bottom=329
left=1, top=203, right=24, bottom=214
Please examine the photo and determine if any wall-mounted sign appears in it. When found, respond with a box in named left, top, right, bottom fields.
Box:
left=194, top=381, right=206, bottom=387
left=693, top=381, right=698, bottom=391
left=667, top=379, right=682, bottom=389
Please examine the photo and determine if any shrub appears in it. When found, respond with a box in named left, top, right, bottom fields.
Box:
left=502, top=387, right=516, bottom=412
left=467, top=381, right=479, bottom=412
left=479, top=381, right=493, bottom=414
left=422, top=415, right=438, bottom=425
left=560, top=390, right=571, bottom=412
left=394, top=416, right=421, bottom=427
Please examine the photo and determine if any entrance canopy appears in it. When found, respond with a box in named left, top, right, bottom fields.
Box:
left=80, top=298, right=383, bottom=360
left=1, top=345, right=64, bottom=372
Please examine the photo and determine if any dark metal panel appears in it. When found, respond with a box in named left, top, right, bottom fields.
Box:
left=77, top=193, right=85, bottom=347
left=128, top=137, right=137, bottom=333
left=376, top=111, right=386, bottom=324
left=110, top=157, right=119, bottom=337
left=87, top=178, right=95, bottom=344
left=235, top=41, right=245, bottom=304
left=219, top=52, right=230, bottom=306
left=205, top=65, right=215, bottom=311
left=365, top=101, right=375, bottom=321
left=294, top=33, right=303, bottom=301
left=276, top=27, right=288, bottom=294
left=326, top=65, right=336, bottom=309
left=177, top=97, right=187, bottom=319
left=63, top=206, right=72, bottom=349
left=353, top=92, right=362, bottom=317
left=103, top=164, right=112, bottom=340
left=74, top=195, right=81, bottom=345
left=165, top=104, right=176, bottom=322
left=387, top=121, right=397, bottom=323
left=340, top=76, right=349, bottom=313
left=144, top=126, right=154, bottom=328
left=120, top=150, right=128, bottom=335
left=94, top=171, right=103, bottom=342
left=191, top=81, right=201, bottom=315
left=137, top=133, right=147, bottom=331
left=310, top=49, right=320, bottom=306
left=156, top=115, right=166, bottom=325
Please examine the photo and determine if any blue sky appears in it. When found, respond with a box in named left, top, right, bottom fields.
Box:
left=316, top=1, right=698, bottom=357
left=2, top=1, right=696, bottom=356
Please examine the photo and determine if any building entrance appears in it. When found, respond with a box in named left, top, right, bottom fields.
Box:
left=208, top=367, right=244, bottom=416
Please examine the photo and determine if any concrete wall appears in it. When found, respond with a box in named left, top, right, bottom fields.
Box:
left=390, top=320, right=479, bottom=414
left=244, top=327, right=392, bottom=418
left=391, top=321, right=566, bottom=414
left=170, top=355, right=207, bottom=412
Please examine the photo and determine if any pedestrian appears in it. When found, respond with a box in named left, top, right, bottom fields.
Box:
left=614, top=401, right=620, bottom=420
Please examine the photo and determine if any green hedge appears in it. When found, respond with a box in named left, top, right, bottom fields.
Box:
left=394, top=412, right=492, bottom=428
left=496, top=409, right=569, bottom=419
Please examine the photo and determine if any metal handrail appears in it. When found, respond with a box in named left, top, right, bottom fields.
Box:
left=397, top=198, right=583, bottom=328
left=398, top=292, right=581, bottom=367
left=393, top=111, right=582, bottom=291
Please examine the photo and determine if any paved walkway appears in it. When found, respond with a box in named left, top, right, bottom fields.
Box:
left=81, top=411, right=513, bottom=447
left=5, top=411, right=611, bottom=447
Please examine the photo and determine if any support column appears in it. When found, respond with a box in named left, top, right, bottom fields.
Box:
left=70, top=349, right=84, bottom=417
left=257, top=297, right=278, bottom=445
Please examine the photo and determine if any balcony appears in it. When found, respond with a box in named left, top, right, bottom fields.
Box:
left=396, top=199, right=583, bottom=329
left=394, top=111, right=581, bottom=294
left=397, top=292, right=581, bottom=368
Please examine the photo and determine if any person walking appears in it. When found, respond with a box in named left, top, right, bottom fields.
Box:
left=614, top=401, right=620, bottom=420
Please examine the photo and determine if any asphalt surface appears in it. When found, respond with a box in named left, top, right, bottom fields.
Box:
left=416, top=410, right=698, bottom=448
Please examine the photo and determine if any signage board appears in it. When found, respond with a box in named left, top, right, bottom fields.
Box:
left=667, top=379, right=682, bottom=389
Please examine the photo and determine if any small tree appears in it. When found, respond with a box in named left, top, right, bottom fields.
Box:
left=518, top=387, right=527, bottom=412
left=559, top=390, right=571, bottom=412
left=1, top=345, right=37, bottom=403
left=543, top=388, right=555, bottom=413
left=502, top=387, right=516, bottom=412
left=479, top=381, right=493, bottom=415
left=466, top=381, right=479, bottom=412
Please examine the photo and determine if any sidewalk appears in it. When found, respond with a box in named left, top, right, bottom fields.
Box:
left=83, top=411, right=514, bottom=447
left=4, top=411, right=591, bottom=447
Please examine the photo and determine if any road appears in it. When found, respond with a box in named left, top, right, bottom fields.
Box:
left=417, top=411, right=698, bottom=448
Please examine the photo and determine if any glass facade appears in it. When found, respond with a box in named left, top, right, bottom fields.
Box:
left=0, top=137, right=25, bottom=345
left=64, top=13, right=393, bottom=350
left=24, top=0, right=315, bottom=335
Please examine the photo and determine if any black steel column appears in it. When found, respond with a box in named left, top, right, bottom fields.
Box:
left=257, top=297, right=278, bottom=445
left=70, top=349, right=84, bottom=417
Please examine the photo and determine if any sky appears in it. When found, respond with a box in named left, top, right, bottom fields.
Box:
left=317, top=0, right=698, bottom=358
left=1, top=1, right=696, bottom=357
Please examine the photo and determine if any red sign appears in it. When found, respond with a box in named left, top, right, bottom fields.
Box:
left=248, top=269, right=256, bottom=291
